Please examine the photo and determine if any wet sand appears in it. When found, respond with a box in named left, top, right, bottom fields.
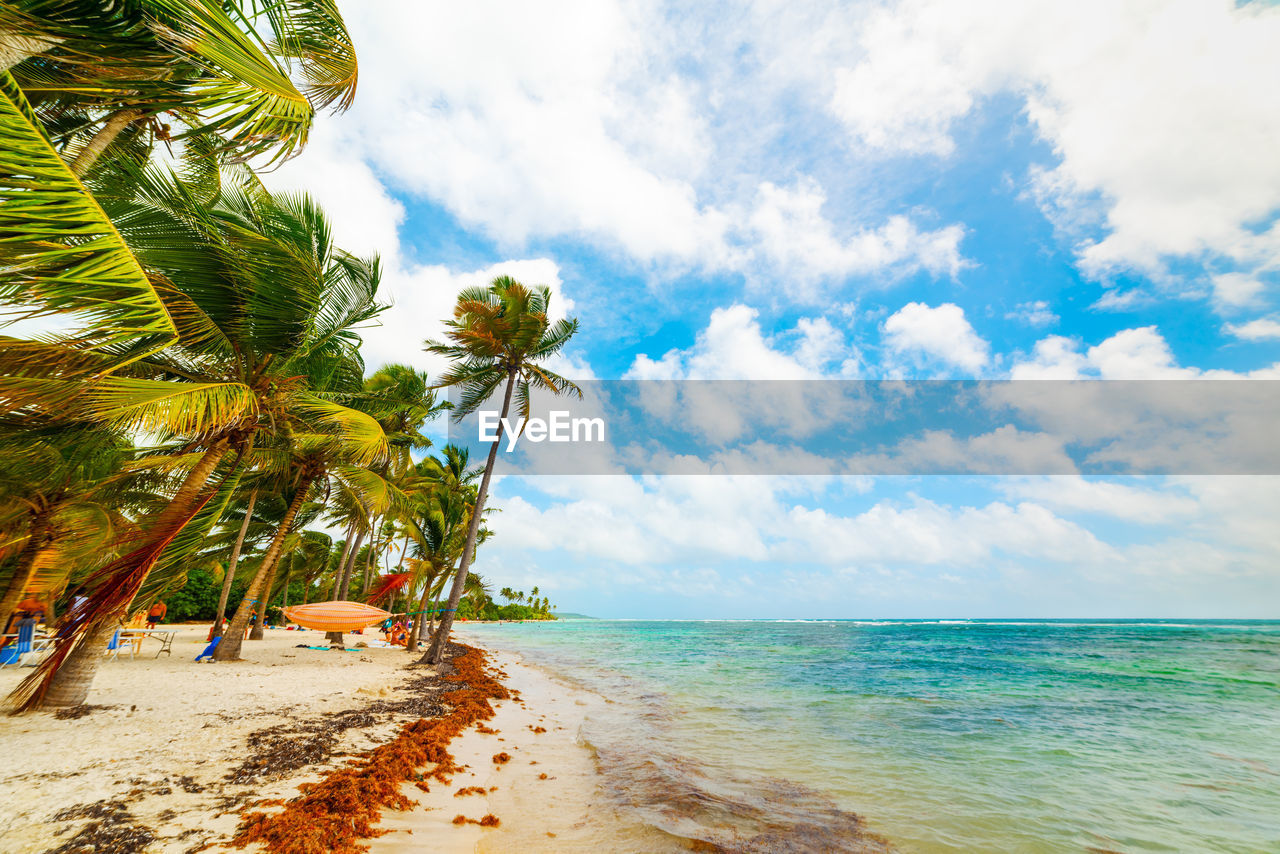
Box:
left=0, top=623, right=627, bottom=853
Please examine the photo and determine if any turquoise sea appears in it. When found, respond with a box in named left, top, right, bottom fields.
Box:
left=461, top=620, right=1280, bottom=853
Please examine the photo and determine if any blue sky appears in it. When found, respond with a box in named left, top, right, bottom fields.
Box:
left=266, top=0, right=1280, bottom=618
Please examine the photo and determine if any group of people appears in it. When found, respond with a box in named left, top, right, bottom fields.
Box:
left=380, top=618, right=419, bottom=646
left=2, top=592, right=167, bottom=641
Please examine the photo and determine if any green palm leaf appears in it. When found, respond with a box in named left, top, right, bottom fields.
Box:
left=292, top=392, right=388, bottom=467
left=0, top=70, right=177, bottom=366
left=147, top=0, right=314, bottom=164
left=80, top=377, right=258, bottom=437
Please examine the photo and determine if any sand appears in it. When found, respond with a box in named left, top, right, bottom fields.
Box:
left=0, top=622, right=616, bottom=853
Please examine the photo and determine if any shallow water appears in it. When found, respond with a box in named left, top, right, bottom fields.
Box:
left=461, top=620, right=1280, bottom=853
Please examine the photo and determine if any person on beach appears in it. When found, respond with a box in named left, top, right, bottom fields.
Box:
left=3, top=595, right=47, bottom=637
left=146, top=600, right=167, bottom=629
left=58, top=585, right=89, bottom=629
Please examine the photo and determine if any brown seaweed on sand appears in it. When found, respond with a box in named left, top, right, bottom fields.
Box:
left=452, top=813, right=501, bottom=827
left=230, top=643, right=509, bottom=854
left=44, top=800, right=156, bottom=854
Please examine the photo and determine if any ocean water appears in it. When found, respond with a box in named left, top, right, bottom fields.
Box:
left=460, top=620, right=1280, bottom=853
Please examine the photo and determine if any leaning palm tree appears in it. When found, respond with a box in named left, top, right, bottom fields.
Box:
left=0, top=0, right=360, bottom=391
left=418, top=276, right=581, bottom=665
left=0, top=426, right=129, bottom=629
left=215, top=435, right=401, bottom=659
left=7, top=170, right=388, bottom=710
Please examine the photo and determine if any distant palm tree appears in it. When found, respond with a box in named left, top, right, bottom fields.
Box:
left=419, top=277, right=580, bottom=664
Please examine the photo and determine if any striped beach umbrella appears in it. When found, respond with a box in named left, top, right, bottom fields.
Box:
left=281, top=601, right=391, bottom=632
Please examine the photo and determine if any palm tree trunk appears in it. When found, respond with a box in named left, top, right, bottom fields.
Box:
left=37, top=440, right=233, bottom=707
left=282, top=552, right=294, bottom=608
left=361, top=516, right=378, bottom=596
left=337, top=527, right=365, bottom=600
left=41, top=620, right=117, bottom=708
left=325, top=525, right=365, bottom=646
left=405, top=570, right=435, bottom=653
left=421, top=368, right=516, bottom=665
left=214, top=469, right=317, bottom=662
left=0, top=31, right=58, bottom=72
left=212, top=485, right=257, bottom=641
left=251, top=522, right=300, bottom=640
left=248, top=562, right=275, bottom=640
left=69, top=108, right=142, bottom=176
left=148, top=439, right=233, bottom=539
left=0, top=507, right=51, bottom=631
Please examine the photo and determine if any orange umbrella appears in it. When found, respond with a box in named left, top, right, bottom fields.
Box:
left=281, top=601, right=391, bottom=632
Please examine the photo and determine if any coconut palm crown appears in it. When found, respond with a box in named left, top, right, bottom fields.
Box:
left=418, top=276, right=580, bottom=664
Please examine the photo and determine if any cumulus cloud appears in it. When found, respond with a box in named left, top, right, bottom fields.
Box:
left=829, top=0, right=1280, bottom=284
left=625, top=304, right=858, bottom=380
left=1224, top=317, right=1280, bottom=342
left=744, top=179, right=965, bottom=295
left=259, top=0, right=972, bottom=305
left=882, top=302, right=990, bottom=375
left=1211, top=273, right=1267, bottom=313
left=1011, top=325, right=1280, bottom=379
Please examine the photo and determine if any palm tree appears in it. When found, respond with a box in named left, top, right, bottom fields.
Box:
left=0, top=426, right=129, bottom=629
left=7, top=171, right=388, bottom=709
left=214, top=419, right=402, bottom=659
left=1, top=0, right=360, bottom=394
left=402, top=483, right=469, bottom=652
left=209, top=482, right=261, bottom=640
left=3, top=0, right=358, bottom=173
left=419, top=276, right=581, bottom=665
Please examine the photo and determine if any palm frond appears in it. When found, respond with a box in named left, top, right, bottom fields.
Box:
left=292, top=392, right=388, bottom=466
left=0, top=70, right=177, bottom=368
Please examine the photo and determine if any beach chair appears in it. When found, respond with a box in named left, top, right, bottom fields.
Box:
left=126, top=613, right=146, bottom=656
left=195, top=636, right=220, bottom=662
left=104, top=628, right=135, bottom=660
left=0, top=618, right=47, bottom=667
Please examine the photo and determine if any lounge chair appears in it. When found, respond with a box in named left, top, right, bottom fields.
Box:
left=105, top=627, right=135, bottom=660
left=0, top=618, right=49, bottom=668
left=126, top=613, right=146, bottom=656
left=195, top=636, right=221, bottom=662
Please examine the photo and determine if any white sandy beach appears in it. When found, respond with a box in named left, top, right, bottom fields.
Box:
left=0, top=623, right=642, bottom=853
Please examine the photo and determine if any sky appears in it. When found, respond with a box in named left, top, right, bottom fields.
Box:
left=263, top=0, right=1280, bottom=618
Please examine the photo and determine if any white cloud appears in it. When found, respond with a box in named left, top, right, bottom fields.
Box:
left=1211, top=273, right=1267, bottom=312
left=1011, top=325, right=1280, bottom=380
left=625, top=304, right=856, bottom=380
left=1005, top=300, right=1057, bottom=327
left=259, top=1, right=972, bottom=300
left=1224, top=317, right=1280, bottom=342
left=745, top=179, right=965, bottom=294
left=882, top=302, right=990, bottom=374
left=829, top=0, right=1280, bottom=284
left=1085, top=327, right=1195, bottom=380
left=998, top=477, right=1199, bottom=524
left=477, top=472, right=1280, bottom=616
left=1008, top=335, right=1089, bottom=380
